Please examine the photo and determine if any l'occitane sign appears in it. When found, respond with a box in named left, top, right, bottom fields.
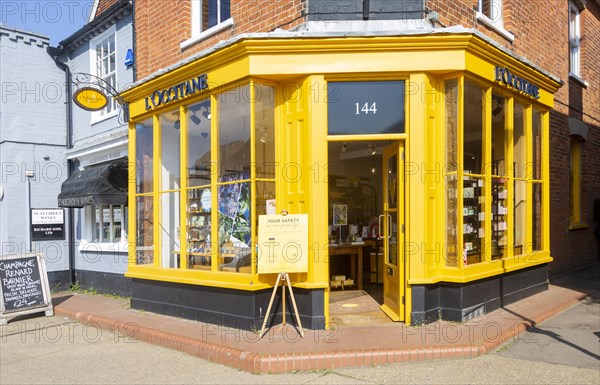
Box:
left=145, top=74, right=208, bottom=110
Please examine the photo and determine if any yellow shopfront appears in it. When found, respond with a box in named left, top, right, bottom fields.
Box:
left=122, top=33, right=561, bottom=329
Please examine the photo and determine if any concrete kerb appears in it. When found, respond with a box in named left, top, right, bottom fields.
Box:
left=52, top=287, right=596, bottom=374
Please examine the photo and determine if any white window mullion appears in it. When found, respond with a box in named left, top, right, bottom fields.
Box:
left=217, top=0, right=221, bottom=24
left=99, top=205, right=104, bottom=242
left=120, top=205, right=126, bottom=242
left=109, top=204, right=115, bottom=242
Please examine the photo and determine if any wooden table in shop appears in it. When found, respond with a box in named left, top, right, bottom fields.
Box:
left=328, top=244, right=364, bottom=290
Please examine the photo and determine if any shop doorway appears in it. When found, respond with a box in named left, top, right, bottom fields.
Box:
left=327, top=140, right=404, bottom=325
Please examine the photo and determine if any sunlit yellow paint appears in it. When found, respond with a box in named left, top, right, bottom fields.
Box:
left=122, top=33, right=561, bottom=327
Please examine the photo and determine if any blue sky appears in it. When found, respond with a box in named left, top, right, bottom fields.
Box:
left=1, top=0, right=94, bottom=45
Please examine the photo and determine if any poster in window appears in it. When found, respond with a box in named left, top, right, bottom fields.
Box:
left=218, top=172, right=251, bottom=247
left=333, top=205, right=348, bottom=226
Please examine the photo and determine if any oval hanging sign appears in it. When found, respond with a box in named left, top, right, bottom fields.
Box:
left=73, top=87, right=109, bottom=111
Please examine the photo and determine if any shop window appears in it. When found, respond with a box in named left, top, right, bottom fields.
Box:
left=254, top=84, right=276, bottom=261
left=135, top=119, right=154, bottom=194
left=513, top=103, right=526, bottom=255
left=136, top=196, right=154, bottom=264
left=217, top=85, right=251, bottom=272
left=491, top=94, right=507, bottom=259
left=254, top=84, right=276, bottom=179
left=462, top=81, right=485, bottom=265
left=447, top=78, right=548, bottom=270
left=160, top=191, right=180, bottom=269
left=186, top=99, right=213, bottom=270
left=132, top=83, right=275, bottom=274
left=186, top=187, right=213, bottom=270
left=532, top=183, right=542, bottom=251
left=569, top=2, right=581, bottom=77
left=444, top=79, right=459, bottom=267
left=184, top=0, right=233, bottom=48
left=158, top=109, right=182, bottom=269
left=160, top=109, right=181, bottom=191
left=531, top=110, right=542, bottom=180
left=93, top=205, right=125, bottom=243
left=570, top=137, right=582, bottom=225
left=531, top=110, right=542, bottom=250
left=135, top=118, right=155, bottom=265
left=90, top=26, right=117, bottom=119
left=187, top=99, right=212, bottom=188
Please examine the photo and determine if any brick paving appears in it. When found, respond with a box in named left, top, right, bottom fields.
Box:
left=49, top=279, right=597, bottom=374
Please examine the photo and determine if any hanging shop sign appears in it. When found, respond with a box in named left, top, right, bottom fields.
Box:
left=257, top=214, right=309, bottom=274
left=73, top=87, right=109, bottom=111
left=145, top=74, right=209, bottom=110
left=31, top=209, right=65, bottom=241
left=494, top=66, right=540, bottom=99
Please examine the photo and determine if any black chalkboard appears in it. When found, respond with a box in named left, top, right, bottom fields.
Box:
left=0, top=256, right=46, bottom=312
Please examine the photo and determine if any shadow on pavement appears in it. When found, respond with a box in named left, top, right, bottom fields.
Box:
left=549, top=262, right=600, bottom=305
left=52, top=294, right=74, bottom=307
left=499, top=263, right=600, bottom=361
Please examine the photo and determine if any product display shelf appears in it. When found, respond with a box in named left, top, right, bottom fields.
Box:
left=491, top=178, right=508, bottom=259
left=462, top=175, right=483, bottom=265
left=186, top=189, right=212, bottom=269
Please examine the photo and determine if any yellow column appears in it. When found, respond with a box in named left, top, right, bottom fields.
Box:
left=128, top=123, right=137, bottom=268
left=179, top=105, right=188, bottom=269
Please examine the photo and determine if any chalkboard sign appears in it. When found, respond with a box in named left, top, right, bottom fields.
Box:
left=0, top=253, right=54, bottom=325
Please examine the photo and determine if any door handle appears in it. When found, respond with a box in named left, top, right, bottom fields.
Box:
left=378, top=215, right=384, bottom=238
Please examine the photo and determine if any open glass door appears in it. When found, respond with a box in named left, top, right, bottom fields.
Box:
left=380, top=141, right=404, bottom=321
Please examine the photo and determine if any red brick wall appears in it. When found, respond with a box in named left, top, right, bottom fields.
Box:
left=134, top=0, right=306, bottom=79
left=427, top=0, right=600, bottom=273
left=95, top=0, right=120, bottom=18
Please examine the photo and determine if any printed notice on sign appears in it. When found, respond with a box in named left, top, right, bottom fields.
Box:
left=257, top=214, right=308, bottom=274
left=31, top=209, right=65, bottom=241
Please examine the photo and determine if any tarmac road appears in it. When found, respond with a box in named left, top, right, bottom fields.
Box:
left=1, top=312, right=598, bottom=385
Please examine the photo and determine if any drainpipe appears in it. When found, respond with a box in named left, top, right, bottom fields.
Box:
left=131, top=0, right=137, bottom=82
left=363, top=0, right=370, bottom=20
left=47, top=47, right=76, bottom=287
left=25, top=171, right=35, bottom=252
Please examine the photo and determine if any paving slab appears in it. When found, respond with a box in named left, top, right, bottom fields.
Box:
left=20, top=263, right=599, bottom=373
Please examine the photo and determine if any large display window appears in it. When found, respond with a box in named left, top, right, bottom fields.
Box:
left=444, top=76, right=549, bottom=270
left=132, top=82, right=275, bottom=276
left=135, top=118, right=154, bottom=264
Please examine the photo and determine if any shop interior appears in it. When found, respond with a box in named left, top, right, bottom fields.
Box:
left=327, top=140, right=393, bottom=324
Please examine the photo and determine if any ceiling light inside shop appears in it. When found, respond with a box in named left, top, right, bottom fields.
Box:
left=190, top=112, right=201, bottom=125
left=201, top=107, right=211, bottom=120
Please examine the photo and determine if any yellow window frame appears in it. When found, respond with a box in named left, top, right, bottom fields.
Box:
left=126, top=79, right=277, bottom=290
left=438, top=74, right=552, bottom=283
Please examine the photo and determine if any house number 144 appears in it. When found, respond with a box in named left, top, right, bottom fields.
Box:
left=355, top=102, right=377, bottom=114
